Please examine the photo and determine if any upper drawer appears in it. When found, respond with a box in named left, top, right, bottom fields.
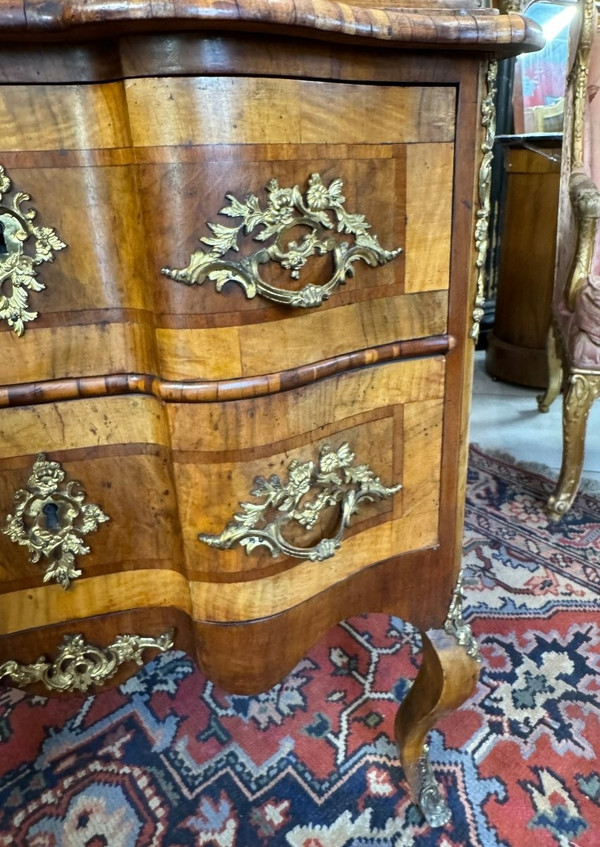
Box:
left=0, top=77, right=455, bottom=385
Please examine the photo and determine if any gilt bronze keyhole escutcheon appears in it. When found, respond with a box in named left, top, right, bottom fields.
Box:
left=2, top=454, right=110, bottom=589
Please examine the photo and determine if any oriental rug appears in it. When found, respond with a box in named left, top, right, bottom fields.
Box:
left=0, top=445, right=599, bottom=846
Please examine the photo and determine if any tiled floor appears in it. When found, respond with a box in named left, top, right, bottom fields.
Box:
left=469, top=350, right=600, bottom=486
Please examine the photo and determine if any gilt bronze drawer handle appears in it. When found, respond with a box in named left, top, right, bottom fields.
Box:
left=199, top=442, right=401, bottom=561
left=0, top=629, right=174, bottom=693
left=162, top=172, right=402, bottom=308
left=2, top=454, right=110, bottom=589
left=0, top=165, right=66, bottom=335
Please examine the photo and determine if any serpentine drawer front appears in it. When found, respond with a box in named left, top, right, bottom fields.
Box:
left=0, top=0, right=542, bottom=828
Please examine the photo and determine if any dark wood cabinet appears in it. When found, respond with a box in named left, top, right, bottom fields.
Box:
left=487, top=138, right=562, bottom=387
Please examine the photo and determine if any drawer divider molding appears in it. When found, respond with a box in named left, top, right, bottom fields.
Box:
left=0, top=335, right=455, bottom=408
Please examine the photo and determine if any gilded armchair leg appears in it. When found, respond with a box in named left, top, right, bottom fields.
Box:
left=394, top=625, right=479, bottom=826
left=537, top=323, right=563, bottom=413
left=547, top=371, right=600, bottom=519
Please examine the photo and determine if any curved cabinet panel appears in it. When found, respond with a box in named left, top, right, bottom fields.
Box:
left=161, top=172, right=403, bottom=309
left=2, top=453, right=110, bottom=588
left=0, top=75, right=455, bottom=385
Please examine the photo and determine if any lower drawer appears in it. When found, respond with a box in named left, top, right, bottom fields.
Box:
left=0, top=354, right=445, bottom=693
left=168, top=355, right=445, bottom=623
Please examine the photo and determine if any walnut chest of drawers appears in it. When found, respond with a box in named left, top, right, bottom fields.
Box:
left=0, top=0, right=542, bottom=826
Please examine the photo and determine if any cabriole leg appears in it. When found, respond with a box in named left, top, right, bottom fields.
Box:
left=547, top=370, right=600, bottom=519
left=394, top=578, right=480, bottom=826
left=537, top=322, right=563, bottom=413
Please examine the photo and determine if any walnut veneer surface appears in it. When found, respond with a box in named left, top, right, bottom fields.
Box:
left=0, top=0, right=542, bottom=826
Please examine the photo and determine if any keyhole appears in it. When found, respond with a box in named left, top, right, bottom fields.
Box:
left=42, top=502, right=60, bottom=531
left=0, top=222, right=7, bottom=257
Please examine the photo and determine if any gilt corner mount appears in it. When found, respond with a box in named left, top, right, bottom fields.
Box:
left=162, top=172, right=403, bottom=308
left=471, top=60, right=498, bottom=343
left=0, top=165, right=66, bottom=336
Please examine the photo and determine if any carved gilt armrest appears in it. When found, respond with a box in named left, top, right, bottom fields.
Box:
left=566, top=170, right=600, bottom=310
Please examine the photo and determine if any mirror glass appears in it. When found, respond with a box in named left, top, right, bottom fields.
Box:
left=513, top=0, right=577, bottom=133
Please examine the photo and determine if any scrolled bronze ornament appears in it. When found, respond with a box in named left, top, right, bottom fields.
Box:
left=444, top=570, right=481, bottom=662
left=416, top=742, right=452, bottom=827
left=199, top=442, right=401, bottom=561
left=0, top=629, right=174, bottom=693
left=0, top=165, right=66, bottom=335
left=2, top=453, right=110, bottom=589
left=162, top=173, right=402, bottom=308
left=471, top=60, right=497, bottom=342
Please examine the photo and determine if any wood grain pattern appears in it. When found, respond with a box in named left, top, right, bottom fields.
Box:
left=0, top=450, right=183, bottom=591
left=0, top=321, right=158, bottom=385
left=0, top=11, right=545, bottom=826
left=438, top=56, right=481, bottom=587
left=395, top=626, right=479, bottom=819
left=157, top=293, right=448, bottom=381
left=170, top=358, right=443, bottom=594
left=0, top=34, right=538, bottom=88
left=0, top=4, right=541, bottom=750
left=0, top=608, right=195, bottom=699
left=143, top=151, right=409, bottom=326
left=176, top=416, right=404, bottom=580
left=486, top=143, right=560, bottom=387
left=0, top=396, right=170, bottom=458
left=190, top=511, right=439, bottom=621
left=167, top=356, right=445, bottom=452
left=0, top=2, right=544, bottom=60
left=405, top=143, right=454, bottom=294
left=0, top=570, right=192, bottom=636
left=0, top=83, right=132, bottom=151
left=184, top=390, right=444, bottom=619
left=0, top=357, right=442, bottom=647
left=0, top=74, right=455, bottom=385
left=8, top=166, right=154, bottom=312
left=126, top=78, right=455, bottom=147
left=191, top=544, right=452, bottom=693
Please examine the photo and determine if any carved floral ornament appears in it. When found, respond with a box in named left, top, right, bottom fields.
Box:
left=162, top=173, right=403, bottom=308
left=199, top=442, right=401, bottom=561
left=0, top=165, right=66, bottom=335
left=2, top=454, right=110, bottom=589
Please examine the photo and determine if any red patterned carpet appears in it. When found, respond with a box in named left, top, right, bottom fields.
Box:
left=0, top=445, right=599, bottom=846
